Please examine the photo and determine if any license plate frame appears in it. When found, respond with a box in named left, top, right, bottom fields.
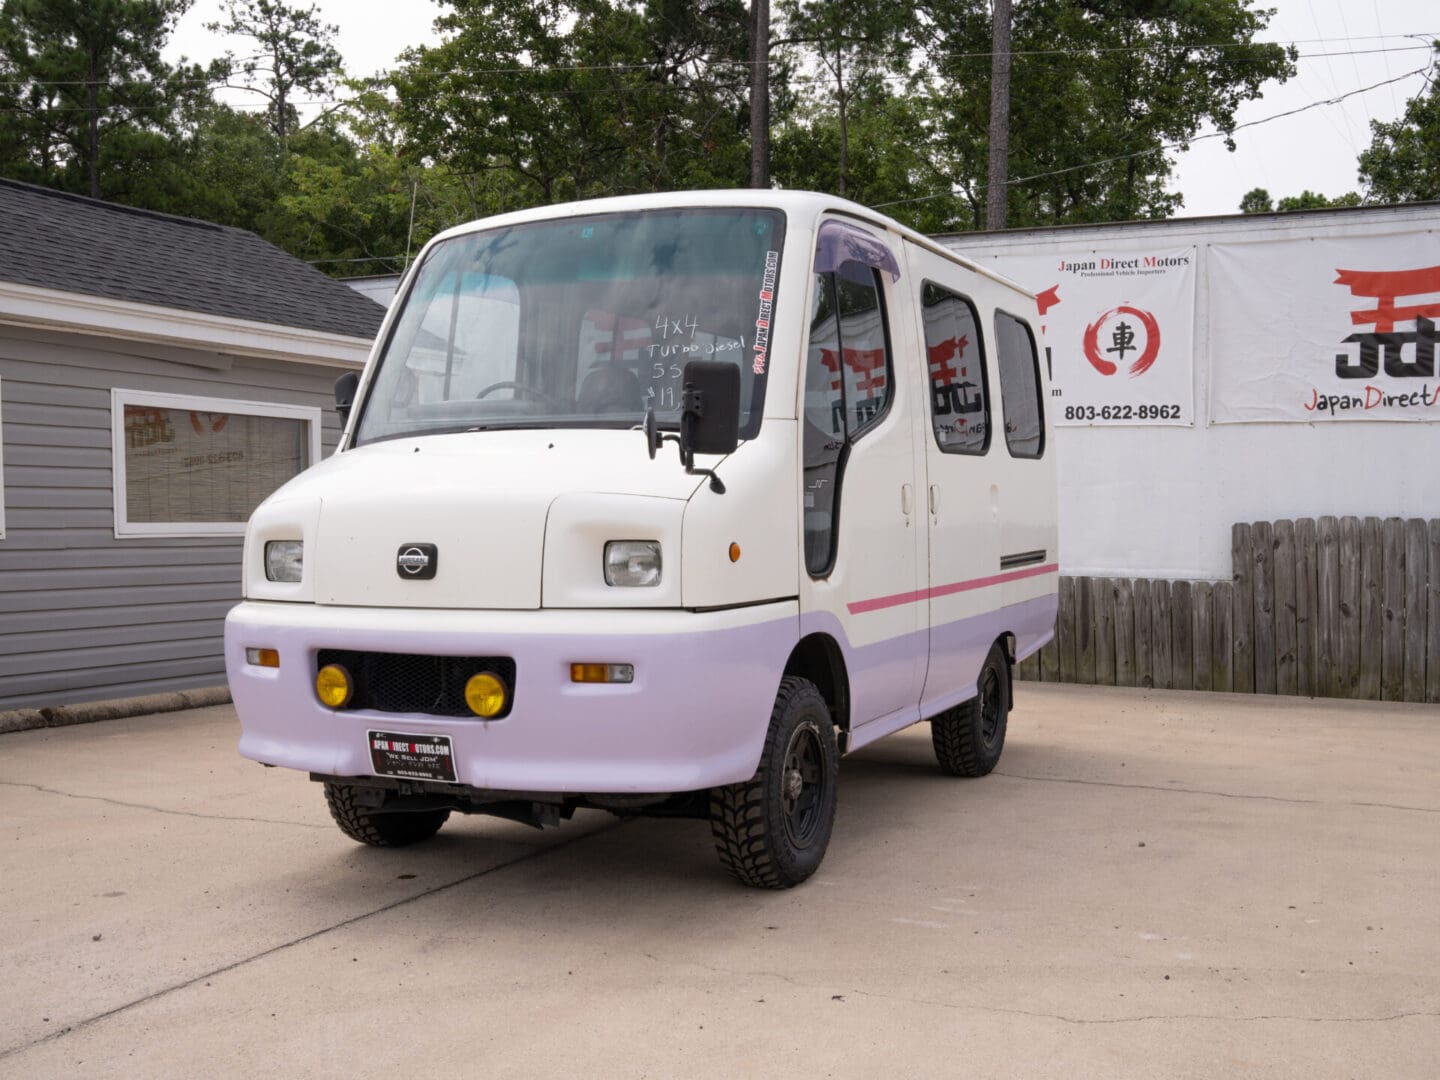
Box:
left=368, top=730, right=458, bottom=784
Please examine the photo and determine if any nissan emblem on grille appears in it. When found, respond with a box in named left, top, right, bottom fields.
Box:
left=396, top=543, right=438, bottom=579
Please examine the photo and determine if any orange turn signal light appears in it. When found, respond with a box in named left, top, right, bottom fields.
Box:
left=246, top=648, right=280, bottom=668
left=728, top=542, right=741, bottom=563
left=570, top=663, right=635, bottom=684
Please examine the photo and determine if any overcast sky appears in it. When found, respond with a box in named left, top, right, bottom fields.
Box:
left=165, top=0, right=1438, bottom=220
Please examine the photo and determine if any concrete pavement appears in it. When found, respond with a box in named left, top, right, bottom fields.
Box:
left=1, top=685, right=1436, bottom=1078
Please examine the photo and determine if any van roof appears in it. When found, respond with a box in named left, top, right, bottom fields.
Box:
left=426, top=190, right=1035, bottom=301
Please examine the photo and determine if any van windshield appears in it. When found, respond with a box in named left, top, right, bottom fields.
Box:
left=354, top=208, right=786, bottom=445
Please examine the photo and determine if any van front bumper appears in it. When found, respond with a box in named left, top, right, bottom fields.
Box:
left=224, top=600, right=799, bottom=794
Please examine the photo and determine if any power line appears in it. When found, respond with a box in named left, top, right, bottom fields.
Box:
left=0, top=37, right=1435, bottom=91
left=4, top=42, right=1431, bottom=113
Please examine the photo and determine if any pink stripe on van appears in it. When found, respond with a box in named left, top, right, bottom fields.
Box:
left=846, top=563, right=1059, bottom=616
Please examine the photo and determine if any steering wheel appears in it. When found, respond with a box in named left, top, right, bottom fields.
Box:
left=475, top=380, right=563, bottom=405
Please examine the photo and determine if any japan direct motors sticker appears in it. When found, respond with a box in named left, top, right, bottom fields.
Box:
left=369, top=731, right=457, bottom=783
left=752, top=250, right=778, bottom=375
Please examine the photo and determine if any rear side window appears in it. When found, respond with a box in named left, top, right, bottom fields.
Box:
left=922, top=282, right=988, bottom=455
left=994, top=311, right=1045, bottom=458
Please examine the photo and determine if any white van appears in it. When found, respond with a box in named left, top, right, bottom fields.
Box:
left=225, top=191, right=1057, bottom=889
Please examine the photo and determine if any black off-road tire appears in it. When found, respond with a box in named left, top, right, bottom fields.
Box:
left=932, top=642, right=1010, bottom=777
left=709, top=676, right=839, bottom=889
left=323, top=782, right=451, bottom=847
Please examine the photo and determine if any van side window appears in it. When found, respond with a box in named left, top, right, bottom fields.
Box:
left=994, top=311, right=1045, bottom=458
left=835, top=266, right=891, bottom=433
left=922, top=282, right=989, bottom=455
left=802, top=263, right=893, bottom=576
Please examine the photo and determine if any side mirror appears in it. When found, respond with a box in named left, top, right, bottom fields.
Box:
left=679, top=361, right=740, bottom=457
left=334, top=371, right=360, bottom=425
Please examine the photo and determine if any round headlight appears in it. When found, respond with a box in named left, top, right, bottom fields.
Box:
left=464, top=672, right=508, bottom=718
left=315, top=664, right=353, bottom=708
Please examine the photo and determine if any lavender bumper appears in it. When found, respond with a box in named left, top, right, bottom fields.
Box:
left=224, top=600, right=799, bottom=794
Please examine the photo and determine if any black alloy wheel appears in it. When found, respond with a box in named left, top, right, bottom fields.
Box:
left=781, top=718, right=830, bottom=851
left=710, top=676, right=839, bottom=889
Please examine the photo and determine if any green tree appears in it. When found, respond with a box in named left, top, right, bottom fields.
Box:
left=179, top=101, right=286, bottom=227
left=772, top=78, right=962, bottom=228
left=206, top=0, right=343, bottom=141
left=915, top=0, right=1296, bottom=229
left=0, top=0, right=204, bottom=199
left=390, top=0, right=755, bottom=212
left=1239, top=186, right=1362, bottom=214
left=1275, top=189, right=1360, bottom=211
left=776, top=0, right=915, bottom=197
left=272, top=84, right=494, bottom=276
left=1238, top=186, right=1273, bottom=214
left=1359, top=46, right=1440, bottom=204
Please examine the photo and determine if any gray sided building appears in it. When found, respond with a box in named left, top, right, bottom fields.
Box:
left=0, top=179, right=387, bottom=711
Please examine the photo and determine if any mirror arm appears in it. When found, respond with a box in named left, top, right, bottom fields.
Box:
left=643, top=406, right=727, bottom=495
left=687, top=461, right=726, bottom=495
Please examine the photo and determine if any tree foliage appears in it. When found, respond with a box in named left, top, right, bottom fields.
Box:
left=1359, top=46, right=1440, bottom=204
left=0, top=0, right=205, bottom=198
left=774, top=0, right=914, bottom=198
left=390, top=0, right=755, bottom=209
left=0, top=0, right=1338, bottom=279
left=1238, top=186, right=1361, bottom=214
left=904, top=0, right=1296, bottom=231
left=206, top=0, right=343, bottom=140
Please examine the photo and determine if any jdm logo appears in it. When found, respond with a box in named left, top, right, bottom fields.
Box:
left=1332, top=265, right=1439, bottom=379
left=1082, top=305, right=1161, bottom=377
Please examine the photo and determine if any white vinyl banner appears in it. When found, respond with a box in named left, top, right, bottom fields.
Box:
left=982, top=247, right=1195, bottom=426
left=1209, top=235, right=1440, bottom=423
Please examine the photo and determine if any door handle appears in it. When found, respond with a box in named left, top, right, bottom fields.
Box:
left=928, top=484, right=939, bottom=516
left=900, top=483, right=912, bottom=516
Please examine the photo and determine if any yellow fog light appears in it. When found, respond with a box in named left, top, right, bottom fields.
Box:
left=315, top=664, right=353, bottom=708
left=465, top=672, right=508, bottom=718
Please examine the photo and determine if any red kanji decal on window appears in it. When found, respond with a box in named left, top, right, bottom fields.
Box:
left=927, top=334, right=968, bottom=388
left=844, top=347, right=887, bottom=400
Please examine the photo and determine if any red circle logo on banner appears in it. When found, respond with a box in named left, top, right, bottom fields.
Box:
left=1082, top=305, right=1161, bottom=377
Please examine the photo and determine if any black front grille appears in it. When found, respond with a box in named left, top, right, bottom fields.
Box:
left=316, top=650, right=516, bottom=718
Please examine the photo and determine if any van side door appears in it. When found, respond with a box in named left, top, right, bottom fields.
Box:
left=904, top=242, right=1004, bottom=715
left=991, top=309, right=1060, bottom=657
left=798, top=222, right=928, bottom=733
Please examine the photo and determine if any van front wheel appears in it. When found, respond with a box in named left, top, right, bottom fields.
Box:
left=709, top=676, right=838, bottom=889
left=932, top=642, right=1010, bottom=777
left=324, top=782, right=450, bottom=847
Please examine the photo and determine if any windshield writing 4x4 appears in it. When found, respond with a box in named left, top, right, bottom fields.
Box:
left=354, top=209, right=786, bottom=445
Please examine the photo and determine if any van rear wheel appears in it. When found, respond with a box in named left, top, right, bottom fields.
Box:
left=709, top=676, right=838, bottom=889
left=932, top=643, right=1009, bottom=777
left=323, top=782, right=451, bottom=847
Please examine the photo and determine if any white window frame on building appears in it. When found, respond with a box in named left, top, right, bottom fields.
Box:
left=110, top=388, right=321, bottom=539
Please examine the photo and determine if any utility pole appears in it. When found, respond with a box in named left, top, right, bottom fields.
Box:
left=986, top=0, right=1012, bottom=230
left=750, top=0, right=770, bottom=188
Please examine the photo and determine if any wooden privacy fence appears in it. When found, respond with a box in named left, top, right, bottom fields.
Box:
left=1017, top=516, right=1440, bottom=704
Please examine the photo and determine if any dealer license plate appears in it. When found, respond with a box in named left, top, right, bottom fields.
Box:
left=368, top=730, right=457, bottom=783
